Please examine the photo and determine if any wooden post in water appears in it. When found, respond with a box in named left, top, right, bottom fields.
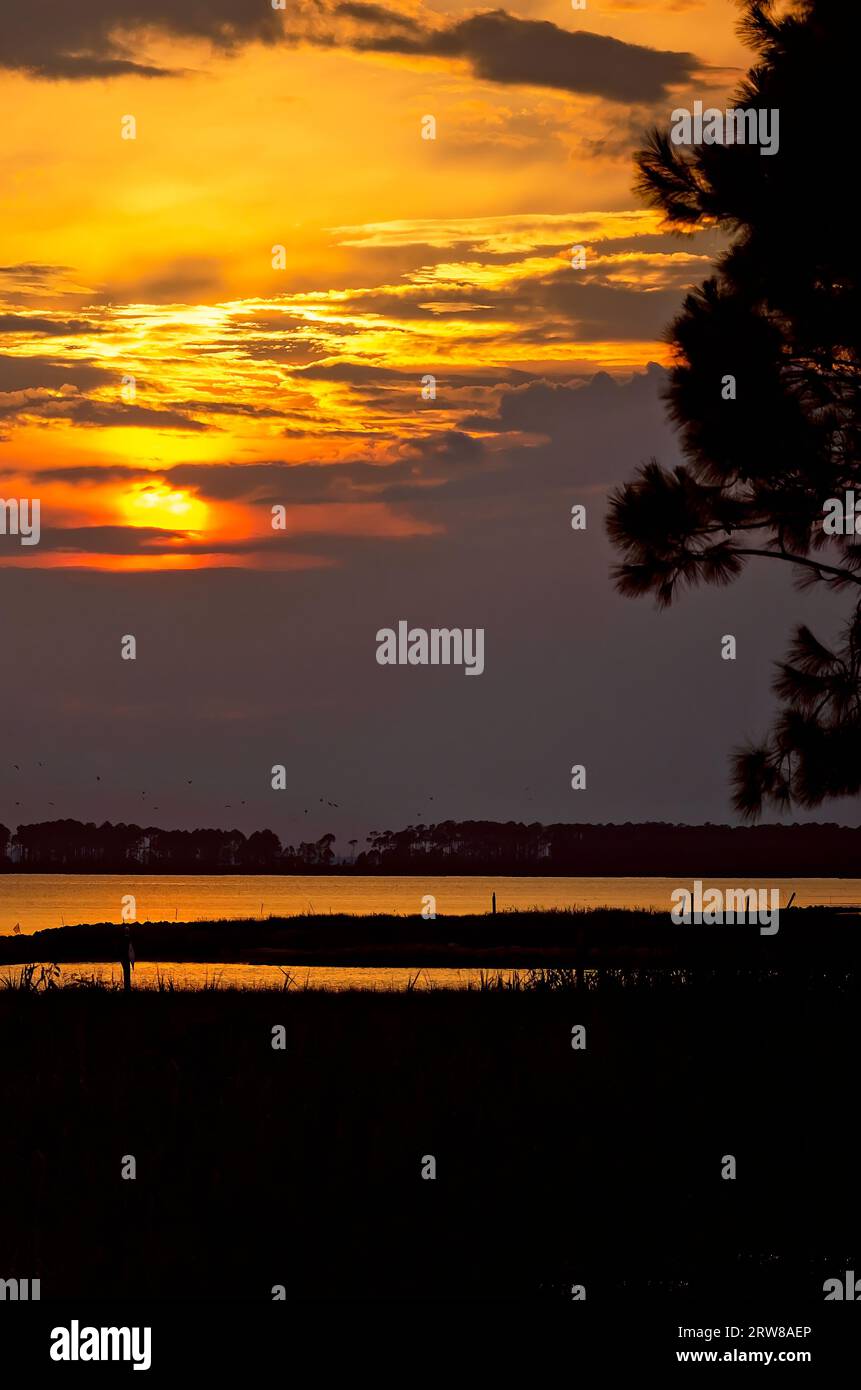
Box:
left=122, top=924, right=134, bottom=992
left=492, top=891, right=497, bottom=915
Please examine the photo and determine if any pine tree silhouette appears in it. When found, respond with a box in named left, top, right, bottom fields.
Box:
left=607, top=0, right=861, bottom=816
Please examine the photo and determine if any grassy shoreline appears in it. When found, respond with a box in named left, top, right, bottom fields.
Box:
left=1, top=904, right=860, bottom=971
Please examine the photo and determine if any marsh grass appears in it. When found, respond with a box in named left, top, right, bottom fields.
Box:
left=0, top=966, right=858, bottom=1302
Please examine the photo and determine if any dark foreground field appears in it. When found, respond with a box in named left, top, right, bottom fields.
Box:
left=1, top=969, right=858, bottom=1303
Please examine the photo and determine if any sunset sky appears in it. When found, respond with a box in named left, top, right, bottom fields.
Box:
left=0, top=0, right=748, bottom=570
left=3, top=1, right=853, bottom=837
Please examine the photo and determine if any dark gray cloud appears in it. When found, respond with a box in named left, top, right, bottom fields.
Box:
left=279, top=427, right=398, bottom=440
left=0, top=526, right=187, bottom=557
left=0, top=264, right=74, bottom=284
left=334, top=2, right=415, bottom=27
left=96, top=258, right=227, bottom=305
left=290, top=360, right=534, bottom=388
left=0, top=355, right=114, bottom=391
left=162, top=450, right=466, bottom=504
left=25, top=464, right=155, bottom=485
left=168, top=400, right=289, bottom=419
left=395, top=429, right=484, bottom=466
left=292, top=361, right=421, bottom=385
left=19, top=373, right=669, bottom=516
left=0, top=525, right=297, bottom=557
left=22, top=428, right=489, bottom=506
left=22, top=460, right=385, bottom=504
left=516, top=273, right=694, bottom=341
left=463, top=364, right=668, bottom=440
left=62, top=401, right=209, bottom=431
left=0, top=395, right=210, bottom=431
left=1, top=1, right=699, bottom=103
left=0, top=314, right=102, bottom=336
left=341, top=10, right=698, bottom=104
left=0, top=1, right=283, bottom=79
left=274, top=267, right=696, bottom=343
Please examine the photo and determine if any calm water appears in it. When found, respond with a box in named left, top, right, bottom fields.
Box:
left=1, top=874, right=858, bottom=991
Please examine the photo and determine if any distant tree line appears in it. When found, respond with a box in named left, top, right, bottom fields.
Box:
left=0, top=820, right=335, bottom=873
left=361, top=820, right=860, bottom=875
left=0, top=818, right=858, bottom=875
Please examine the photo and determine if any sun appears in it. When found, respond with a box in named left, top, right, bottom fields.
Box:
left=121, top=484, right=209, bottom=531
